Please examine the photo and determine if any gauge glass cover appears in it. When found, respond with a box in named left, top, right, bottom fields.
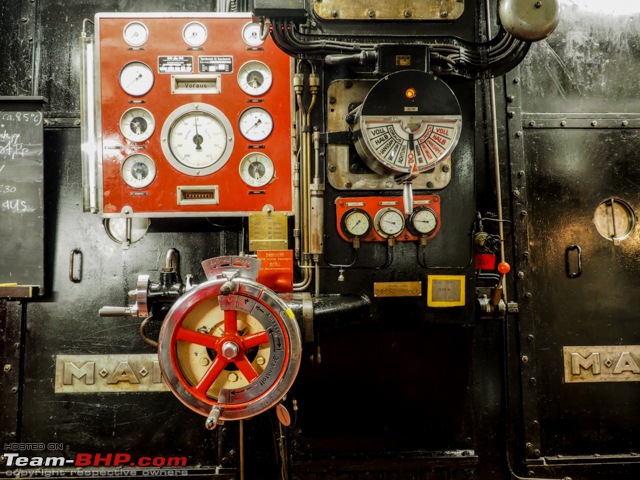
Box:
left=410, top=207, right=438, bottom=235
left=241, top=22, right=265, bottom=47
left=237, top=61, right=273, bottom=96
left=375, top=207, right=405, bottom=237
left=123, top=21, right=149, bottom=47
left=343, top=209, right=372, bottom=238
left=239, top=153, right=275, bottom=187
left=119, top=61, right=154, bottom=97
left=238, top=107, right=274, bottom=142
left=119, top=107, right=155, bottom=142
left=182, top=21, right=208, bottom=47
left=121, top=154, right=156, bottom=189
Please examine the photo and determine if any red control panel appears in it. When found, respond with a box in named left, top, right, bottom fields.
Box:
left=335, top=195, right=441, bottom=243
left=95, top=13, right=292, bottom=217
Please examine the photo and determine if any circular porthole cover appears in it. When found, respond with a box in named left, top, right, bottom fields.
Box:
left=593, top=198, right=637, bottom=242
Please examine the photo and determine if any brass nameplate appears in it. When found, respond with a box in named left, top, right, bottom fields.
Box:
left=374, top=281, right=422, bottom=298
left=314, top=0, right=464, bottom=21
left=248, top=212, right=288, bottom=251
left=54, top=354, right=169, bottom=393
left=563, top=345, right=640, bottom=383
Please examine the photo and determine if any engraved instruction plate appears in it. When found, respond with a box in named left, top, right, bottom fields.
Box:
left=313, top=0, right=464, bottom=20
left=55, top=354, right=169, bottom=393
left=563, top=345, right=640, bottom=383
left=374, top=281, right=422, bottom=298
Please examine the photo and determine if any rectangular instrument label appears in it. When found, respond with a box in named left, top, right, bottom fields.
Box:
left=158, top=55, right=193, bottom=74
left=374, top=281, right=422, bottom=297
left=198, top=55, right=233, bottom=73
left=563, top=345, right=640, bottom=383
left=427, top=275, right=465, bottom=307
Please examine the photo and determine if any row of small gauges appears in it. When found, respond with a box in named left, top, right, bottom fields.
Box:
left=122, top=20, right=264, bottom=48
left=336, top=195, right=441, bottom=243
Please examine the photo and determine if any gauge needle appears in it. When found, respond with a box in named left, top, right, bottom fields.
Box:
left=247, top=118, right=262, bottom=132
left=126, top=73, right=143, bottom=88
left=193, top=115, right=203, bottom=151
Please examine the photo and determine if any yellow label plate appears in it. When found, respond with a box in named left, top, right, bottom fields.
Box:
left=248, top=212, right=289, bottom=251
left=427, top=275, right=465, bottom=307
left=374, top=281, right=422, bottom=298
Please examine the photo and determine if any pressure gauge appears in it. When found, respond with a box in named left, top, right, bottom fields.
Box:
left=121, top=154, right=156, bottom=189
left=123, top=21, right=148, bottom=47
left=183, top=21, right=207, bottom=47
left=161, top=103, right=234, bottom=176
left=239, top=152, right=275, bottom=187
left=237, top=61, right=273, bottom=96
left=238, top=107, right=273, bottom=142
left=241, top=22, right=265, bottom=47
left=408, top=207, right=438, bottom=236
left=340, top=208, right=372, bottom=238
left=119, top=107, right=155, bottom=143
left=374, top=207, right=405, bottom=238
left=119, top=61, right=154, bottom=97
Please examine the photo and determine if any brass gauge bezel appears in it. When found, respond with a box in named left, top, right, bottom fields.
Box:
left=340, top=208, right=372, bottom=239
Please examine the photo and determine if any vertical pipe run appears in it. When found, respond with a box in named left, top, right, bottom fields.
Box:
left=80, top=21, right=98, bottom=213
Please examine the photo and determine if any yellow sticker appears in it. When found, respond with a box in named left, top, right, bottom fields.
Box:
left=427, top=275, right=465, bottom=307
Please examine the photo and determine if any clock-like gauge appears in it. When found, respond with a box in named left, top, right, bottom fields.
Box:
left=340, top=208, right=372, bottom=239
left=238, top=107, right=273, bottom=142
left=239, top=152, right=275, bottom=187
left=121, top=153, right=156, bottom=189
left=241, top=22, right=265, bottom=47
left=161, top=103, right=234, bottom=176
left=123, top=21, right=148, bottom=47
left=119, top=107, right=155, bottom=142
left=408, top=207, right=438, bottom=236
left=374, top=207, right=405, bottom=238
left=119, top=61, right=154, bottom=97
left=237, top=61, right=273, bottom=96
left=182, top=21, right=208, bottom=47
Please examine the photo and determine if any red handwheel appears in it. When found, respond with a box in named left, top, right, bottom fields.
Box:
left=158, top=257, right=301, bottom=429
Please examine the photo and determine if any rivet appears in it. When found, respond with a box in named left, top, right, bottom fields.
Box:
left=560, top=120, right=567, bottom=127
left=522, top=355, right=529, bottom=364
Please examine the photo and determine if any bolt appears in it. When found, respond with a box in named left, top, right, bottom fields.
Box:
left=534, top=449, right=541, bottom=457
left=528, top=334, right=535, bottom=342
left=11, top=387, right=18, bottom=394
left=508, top=111, right=515, bottom=118
left=517, top=271, right=525, bottom=279
left=526, top=442, right=534, bottom=450
left=523, top=251, right=530, bottom=258
left=515, top=131, right=523, bottom=137
left=522, top=355, right=529, bottom=364
left=440, top=10, right=448, bottom=18
left=3, top=364, right=11, bottom=373
left=520, top=210, right=528, bottom=216
left=518, top=170, right=525, bottom=176
left=329, top=96, right=336, bottom=104
left=331, top=10, right=338, bottom=18
left=328, top=164, right=336, bottom=172
left=442, top=165, right=449, bottom=173
left=507, top=95, right=515, bottom=103
left=21, top=17, right=28, bottom=23
left=200, top=357, right=210, bottom=366
left=344, top=182, right=352, bottom=189
left=405, top=9, right=413, bottom=18
left=426, top=181, right=434, bottom=188
left=221, top=341, right=239, bottom=360
left=560, top=120, right=567, bottom=127
left=385, top=181, right=393, bottom=188
left=591, top=120, right=598, bottom=127
left=367, top=9, right=375, bottom=18
left=622, top=120, right=628, bottom=127
left=513, top=189, right=521, bottom=197
left=535, top=1, right=542, bottom=7
left=256, top=356, right=266, bottom=366
left=228, top=372, right=239, bottom=382
left=513, top=77, right=520, bottom=83
left=529, top=121, right=536, bottom=127
left=525, top=292, right=532, bottom=299
left=530, top=377, right=537, bottom=385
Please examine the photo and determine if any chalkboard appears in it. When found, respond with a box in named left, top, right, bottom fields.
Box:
left=0, top=97, right=45, bottom=297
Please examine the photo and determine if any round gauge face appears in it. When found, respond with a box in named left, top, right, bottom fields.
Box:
left=239, top=153, right=275, bottom=187
left=241, top=22, right=265, bottom=47
left=123, top=21, right=148, bottom=47
left=409, top=207, right=438, bottom=235
left=237, top=61, right=273, bottom=96
left=161, top=103, right=234, bottom=176
left=374, top=207, right=405, bottom=238
left=121, top=154, right=156, bottom=189
left=119, top=61, right=154, bottom=97
left=238, top=107, right=273, bottom=142
left=341, top=209, right=372, bottom=238
left=183, top=21, right=207, bottom=47
left=119, top=107, right=155, bottom=142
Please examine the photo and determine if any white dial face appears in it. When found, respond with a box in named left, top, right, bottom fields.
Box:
left=241, top=22, right=265, bottom=47
left=183, top=21, right=207, bottom=47
left=411, top=208, right=438, bottom=235
left=169, top=111, right=227, bottom=169
left=119, top=61, right=154, bottom=97
left=343, top=209, right=371, bottom=237
left=238, top=107, right=273, bottom=142
left=121, top=154, right=156, bottom=189
left=239, top=153, right=275, bottom=187
left=123, top=21, right=148, bottom=47
left=374, top=207, right=405, bottom=238
left=119, top=108, right=155, bottom=142
left=237, top=61, right=273, bottom=96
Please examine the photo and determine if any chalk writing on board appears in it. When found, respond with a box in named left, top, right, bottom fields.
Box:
left=0, top=111, right=43, bottom=125
left=0, top=130, right=30, bottom=160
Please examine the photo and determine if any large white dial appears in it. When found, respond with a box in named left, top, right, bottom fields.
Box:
left=238, top=107, right=273, bottom=142
left=161, top=103, right=234, bottom=176
left=237, top=61, right=273, bottom=96
left=119, top=61, right=154, bottom=97
left=119, top=107, right=155, bottom=142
